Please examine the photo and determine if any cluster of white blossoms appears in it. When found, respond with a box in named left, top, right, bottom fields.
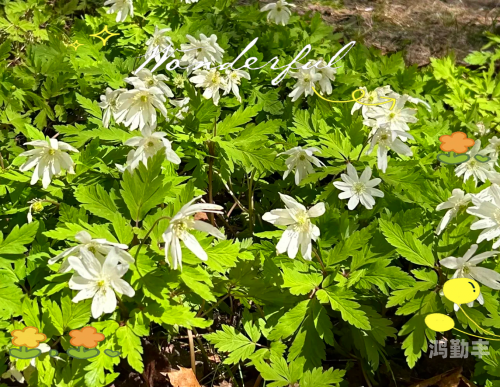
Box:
left=356, top=86, right=429, bottom=173
left=260, top=0, right=296, bottom=26
left=46, top=231, right=135, bottom=319
left=183, top=34, right=251, bottom=105
left=436, top=186, right=500, bottom=305
left=453, top=139, right=500, bottom=186
left=98, top=66, right=181, bottom=172
left=288, top=59, right=337, bottom=102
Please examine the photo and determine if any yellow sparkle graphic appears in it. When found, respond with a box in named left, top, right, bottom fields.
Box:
left=69, top=40, right=84, bottom=51
left=90, top=26, right=120, bottom=46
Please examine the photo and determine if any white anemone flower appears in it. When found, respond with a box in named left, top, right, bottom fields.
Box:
left=19, top=139, right=78, bottom=189
left=365, top=95, right=417, bottom=134
left=474, top=121, right=490, bottom=137
left=180, top=34, right=225, bottom=66
left=262, top=194, right=325, bottom=260
left=261, top=0, right=296, bottom=26
left=440, top=244, right=500, bottom=305
left=224, top=69, right=250, bottom=102
left=104, top=0, right=133, bottom=22
left=279, top=146, right=324, bottom=185
left=98, top=87, right=126, bottom=128
left=435, top=189, right=472, bottom=235
left=288, top=63, right=322, bottom=102
left=27, top=199, right=44, bottom=224
left=190, top=68, right=227, bottom=105
left=484, top=136, right=500, bottom=164
left=467, top=184, right=500, bottom=248
left=2, top=363, right=24, bottom=383
left=125, top=69, right=174, bottom=98
left=145, top=26, right=173, bottom=63
left=351, top=86, right=392, bottom=118
left=115, top=84, right=168, bottom=131
left=388, top=90, right=431, bottom=112
left=48, top=231, right=133, bottom=273
left=333, top=164, right=384, bottom=210
left=170, top=97, right=190, bottom=121
left=68, top=248, right=135, bottom=319
left=162, top=197, right=225, bottom=270
left=366, top=126, right=413, bottom=173
left=455, top=140, right=495, bottom=186
left=121, top=124, right=181, bottom=171
left=315, top=58, right=336, bottom=95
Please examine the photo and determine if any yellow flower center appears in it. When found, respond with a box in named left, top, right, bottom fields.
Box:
left=147, top=141, right=155, bottom=147
left=277, top=6, right=282, bottom=11
left=49, top=149, right=56, bottom=155
left=211, top=72, right=221, bottom=84
left=353, top=182, right=366, bottom=195
left=32, top=202, right=44, bottom=212
left=304, top=75, right=311, bottom=82
left=88, top=245, right=97, bottom=254
left=147, top=78, right=155, bottom=86
left=293, top=211, right=310, bottom=232
left=389, top=113, right=396, bottom=119
left=97, top=280, right=106, bottom=287
left=141, top=95, right=149, bottom=102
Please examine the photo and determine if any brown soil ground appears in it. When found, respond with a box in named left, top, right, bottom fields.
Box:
left=294, top=0, right=500, bottom=66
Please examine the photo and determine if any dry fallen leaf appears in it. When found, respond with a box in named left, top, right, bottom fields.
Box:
left=438, top=368, right=463, bottom=387
left=194, top=212, right=209, bottom=220
left=409, top=368, right=462, bottom=387
left=167, top=367, right=201, bottom=387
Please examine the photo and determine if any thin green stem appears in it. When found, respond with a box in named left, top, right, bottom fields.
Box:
left=248, top=170, right=255, bottom=235
left=201, top=293, right=231, bottom=317
left=134, top=216, right=171, bottom=262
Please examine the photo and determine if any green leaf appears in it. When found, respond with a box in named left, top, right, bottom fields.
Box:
left=379, top=219, right=435, bottom=267
left=316, top=286, right=371, bottom=330
left=282, top=267, right=322, bottom=296
left=217, top=104, right=261, bottom=135
left=144, top=300, right=212, bottom=329
left=120, top=153, right=170, bottom=222
left=76, top=93, right=102, bottom=119
left=116, top=326, right=144, bottom=373
left=61, top=294, right=91, bottom=331
left=268, top=300, right=309, bottom=341
left=206, top=325, right=257, bottom=364
left=22, top=298, right=41, bottom=330
left=74, top=185, right=119, bottom=222
left=300, top=367, right=346, bottom=387
left=0, top=285, right=23, bottom=317
left=112, top=213, right=134, bottom=245
left=0, top=222, right=39, bottom=255
left=205, top=239, right=240, bottom=272
left=180, top=266, right=216, bottom=302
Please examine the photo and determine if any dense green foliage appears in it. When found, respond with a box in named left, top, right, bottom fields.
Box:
left=1, top=0, right=500, bottom=386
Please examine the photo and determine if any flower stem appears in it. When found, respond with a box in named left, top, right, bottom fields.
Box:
left=134, top=216, right=171, bottom=262
left=248, top=170, right=255, bottom=235
left=207, top=118, right=217, bottom=227
left=313, top=247, right=327, bottom=275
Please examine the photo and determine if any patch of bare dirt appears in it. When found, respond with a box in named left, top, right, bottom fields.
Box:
left=294, top=0, right=500, bottom=66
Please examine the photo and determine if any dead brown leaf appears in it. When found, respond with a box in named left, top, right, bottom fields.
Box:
left=194, top=212, right=209, bottom=220
left=438, top=368, right=463, bottom=387
left=409, top=368, right=462, bottom=387
left=166, top=367, right=201, bottom=387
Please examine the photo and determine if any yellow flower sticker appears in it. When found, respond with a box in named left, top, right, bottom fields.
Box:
left=11, top=327, right=47, bottom=348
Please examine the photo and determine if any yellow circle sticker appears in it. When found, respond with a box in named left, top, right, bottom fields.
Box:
left=425, top=313, right=455, bottom=332
left=443, top=278, right=480, bottom=305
